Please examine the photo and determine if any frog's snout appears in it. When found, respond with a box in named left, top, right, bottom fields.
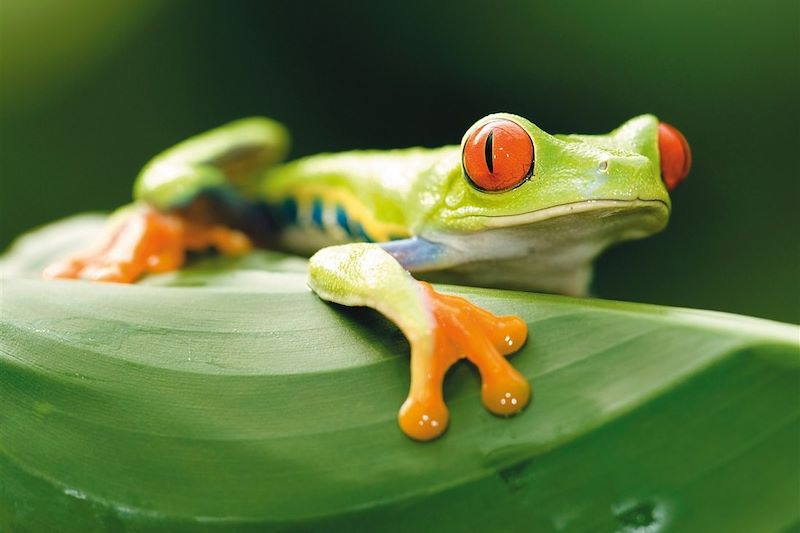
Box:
left=658, top=122, right=691, bottom=191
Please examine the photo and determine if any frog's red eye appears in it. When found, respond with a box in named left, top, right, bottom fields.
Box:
left=658, top=122, right=691, bottom=191
left=463, top=119, right=534, bottom=192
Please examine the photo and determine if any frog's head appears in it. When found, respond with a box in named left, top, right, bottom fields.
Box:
left=421, top=113, right=691, bottom=295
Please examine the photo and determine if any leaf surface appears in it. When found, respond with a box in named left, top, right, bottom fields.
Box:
left=2, top=216, right=798, bottom=532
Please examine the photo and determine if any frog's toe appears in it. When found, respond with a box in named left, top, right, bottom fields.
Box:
left=398, top=396, right=450, bottom=442
left=480, top=364, right=531, bottom=416
left=44, top=257, right=136, bottom=283
left=146, top=246, right=185, bottom=273
left=79, top=261, right=142, bottom=283
left=183, top=224, right=252, bottom=256
left=42, top=257, right=85, bottom=279
left=209, top=226, right=252, bottom=255
left=480, top=314, right=528, bottom=356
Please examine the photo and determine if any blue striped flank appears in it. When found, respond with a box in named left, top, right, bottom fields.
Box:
left=280, top=198, right=298, bottom=224
left=311, top=198, right=324, bottom=228
left=352, top=222, right=373, bottom=243
left=335, top=205, right=352, bottom=235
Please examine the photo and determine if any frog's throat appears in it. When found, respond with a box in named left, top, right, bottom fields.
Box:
left=418, top=199, right=669, bottom=296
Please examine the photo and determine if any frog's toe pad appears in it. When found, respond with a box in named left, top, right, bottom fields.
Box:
left=481, top=368, right=531, bottom=416
left=398, top=397, right=449, bottom=442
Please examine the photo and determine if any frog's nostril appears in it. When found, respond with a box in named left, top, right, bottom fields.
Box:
left=658, top=122, right=691, bottom=191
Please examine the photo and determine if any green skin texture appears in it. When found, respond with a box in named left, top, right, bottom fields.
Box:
left=132, top=114, right=671, bottom=355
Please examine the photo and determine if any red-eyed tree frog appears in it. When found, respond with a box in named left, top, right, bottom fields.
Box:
left=44, top=113, right=691, bottom=441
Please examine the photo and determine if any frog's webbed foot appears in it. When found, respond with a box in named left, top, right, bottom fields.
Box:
left=308, top=244, right=530, bottom=441
left=43, top=204, right=251, bottom=283
left=399, top=283, right=529, bottom=441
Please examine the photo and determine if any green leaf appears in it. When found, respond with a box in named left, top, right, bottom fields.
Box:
left=2, top=215, right=798, bottom=532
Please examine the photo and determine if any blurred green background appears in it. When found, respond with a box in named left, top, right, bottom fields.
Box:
left=1, top=1, right=798, bottom=323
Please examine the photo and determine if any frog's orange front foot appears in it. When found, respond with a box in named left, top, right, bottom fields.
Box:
left=398, top=282, right=530, bottom=441
left=43, top=205, right=252, bottom=283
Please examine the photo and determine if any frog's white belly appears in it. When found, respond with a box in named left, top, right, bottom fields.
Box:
left=420, top=200, right=668, bottom=296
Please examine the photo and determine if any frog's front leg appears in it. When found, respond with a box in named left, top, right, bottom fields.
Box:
left=308, top=243, right=530, bottom=441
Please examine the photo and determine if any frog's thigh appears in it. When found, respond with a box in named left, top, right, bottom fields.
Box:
left=308, top=243, right=530, bottom=442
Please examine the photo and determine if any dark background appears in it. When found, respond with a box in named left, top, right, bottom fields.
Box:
left=2, top=1, right=798, bottom=323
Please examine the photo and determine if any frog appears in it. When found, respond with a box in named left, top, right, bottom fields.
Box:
left=43, top=113, right=691, bottom=441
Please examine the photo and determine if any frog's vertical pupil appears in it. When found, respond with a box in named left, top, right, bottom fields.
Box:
left=484, top=130, right=494, bottom=174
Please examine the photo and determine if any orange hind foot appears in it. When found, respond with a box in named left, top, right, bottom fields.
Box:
left=398, top=282, right=530, bottom=441
left=43, top=205, right=251, bottom=283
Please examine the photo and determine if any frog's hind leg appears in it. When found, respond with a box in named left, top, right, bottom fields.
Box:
left=43, top=204, right=252, bottom=283
left=44, top=117, right=289, bottom=283
left=308, top=243, right=530, bottom=441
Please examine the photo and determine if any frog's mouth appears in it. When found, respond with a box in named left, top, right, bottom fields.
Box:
left=479, top=198, right=669, bottom=231
left=420, top=198, right=669, bottom=296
